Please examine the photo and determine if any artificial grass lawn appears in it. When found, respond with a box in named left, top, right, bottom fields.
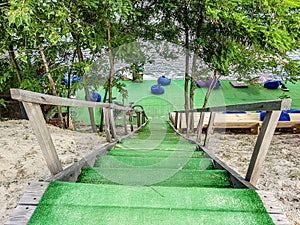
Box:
left=73, top=79, right=300, bottom=124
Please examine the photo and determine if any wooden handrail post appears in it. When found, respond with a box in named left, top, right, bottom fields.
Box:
left=23, top=102, right=63, bottom=175
left=204, top=112, right=216, bottom=148
left=245, top=110, right=282, bottom=185
left=196, top=112, right=205, bottom=143
left=174, top=112, right=178, bottom=129
left=136, top=111, right=141, bottom=127
left=109, top=108, right=117, bottom=139
left=123, top=111, right=128, bottom=134
left=142, top=111, right=146, bottom=124
left=129, top=111, right=134, bottom=132
left=103, top=108, right=111, bottom=142
left=179, top=112, right=182, bottom=131
left=186, top=112, right=190, bottom=137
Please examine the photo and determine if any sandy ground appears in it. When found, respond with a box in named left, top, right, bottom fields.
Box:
left=0, top=120, right=106, bottom=224
left=0, top=120, right=299, bottom=224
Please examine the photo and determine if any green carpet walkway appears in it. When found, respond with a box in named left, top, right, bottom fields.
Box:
left=28, top=119, right=275, bottom=224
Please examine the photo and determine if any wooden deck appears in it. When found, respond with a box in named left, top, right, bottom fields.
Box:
left=169, top=112, right=300, bottom=134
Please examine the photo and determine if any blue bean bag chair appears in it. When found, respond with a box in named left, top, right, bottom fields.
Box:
left=157, top=76, right=171, bottom=86
left=206, top=80, right=221, bottom=89
left=223, top=111, right=247, bottom=114
left=287, top=108, right=300, bottom=113
left=62, top=75, right=82, bottom=85
left=259, top=111, right=290, bottom=121
left=264, top=80, right=280, bottom=89
left=151, top=84, right=164, bottom=95
left=196, top=80, right=207, bottom=88
left=89, top=92, right=101, bottom=102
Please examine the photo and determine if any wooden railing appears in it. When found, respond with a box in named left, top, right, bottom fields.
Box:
left=170, top=99, right=292, bottom=185
left=10, top=88, right=148, bottom=175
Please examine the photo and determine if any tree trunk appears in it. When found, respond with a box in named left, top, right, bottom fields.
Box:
left=76, top=44, right=97, bottom=132
left=196, top=69, right=220, bottom=142
left=107, top=19, right=114, bottom=103
left=38, top=45, right=64, bottom=127
left=189, top=51, right=197, bottom=133
left=184, top=6, right=190, bottom=136
left=8, top=44, right=22, bottom=84
left=99, top=88, right=108, bottom=132
left=202, top=69, right=219, bottom=108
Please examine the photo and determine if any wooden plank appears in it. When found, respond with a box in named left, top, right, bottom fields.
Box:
left=142, top=111, right=146, bottom=124
left=204, top=112, right=216, bottom=148
left=10, top=89, right=131, bottom=111
left=186, top=112, right=190, bottom=137
left=109, top=108, right=117, bottom=139
left=257, top=191, right=291, bottom=225
left=196, top=112, right=205, bottom=143
left=19, top=182, right=49, bottom=205
left=103, top=108, right=112, bottom=142
left=48, top=120, right=149, bottom=181
left=246, top=111, right=282, bottom=185
left=129, top=112, right=134, bottom=132
left=179, top=112, right=182, bottom=131
left=174, top=112, right=178, bottom=129
left=47, top=142, right=115, bottom=182
left=170, top=112, right=299, bottom=133
left=4, top=205, right=36, bottom=225
left=136, top=111, right=141, bottom=127
left=123, top=111, right=128, bottom=134
left=23, top=102, right=63, bottom=175
left=269, top=214, right=292, bottom=225
left=168, top=121, right=256, bottom=189
left=257, top=191, right=286, bottom=214
left=175, top=99, right=291, bottom=113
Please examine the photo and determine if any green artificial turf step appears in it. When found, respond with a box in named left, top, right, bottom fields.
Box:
left=134, top=133, right=182, bottom=140
left=28, top=181, right=274, bottom=225
left=107, top=149, right=204, bottom=158
left=119, top=139, right=184, bottom=145
left=94, top=155, right=214, bottom=170
left=113, top=144, right=196, bottom=151
left=77, top=166, right=231, bottom=187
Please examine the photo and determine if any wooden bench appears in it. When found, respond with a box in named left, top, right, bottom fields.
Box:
left=169, top=112, right=300, bottom=134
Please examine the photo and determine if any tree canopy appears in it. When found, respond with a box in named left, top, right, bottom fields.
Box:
left=1, top=0, right=300, bottom=110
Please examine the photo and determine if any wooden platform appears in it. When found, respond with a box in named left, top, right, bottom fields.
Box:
left=257, top=191, right=291, bottom=225
left=5, top=182, right=49, bottom=225
left=169, top=112, right=300, bottom=134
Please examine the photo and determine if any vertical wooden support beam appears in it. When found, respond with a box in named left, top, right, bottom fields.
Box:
left=123, top=111, right=128, bottom=134
left=204, top=112, right=216, bottom=148
left=186, top=112, right=190, bottom=137
left=22, top=102, right=63, bottom=175
left=174, top=112, right=178, bottom=129
left=103, top=108, right=111, bottom=142
left=179, top=112, right=182, bottom=131
left=109, top=108, right=117, bottom=139
left=196, top=112, right=205, bottom=143
left=142, top=112, right=146, bottom=124
left=129, top=112, right=134, bottom=132
left=245, top=110, right=281, bottom=185
left=136, top=111, right=141, bottom=127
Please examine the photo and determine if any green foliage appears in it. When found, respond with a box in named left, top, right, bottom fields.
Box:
left=0, top=0, right=299, bottom=106
left=0, top=99, right=6, bottom=108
